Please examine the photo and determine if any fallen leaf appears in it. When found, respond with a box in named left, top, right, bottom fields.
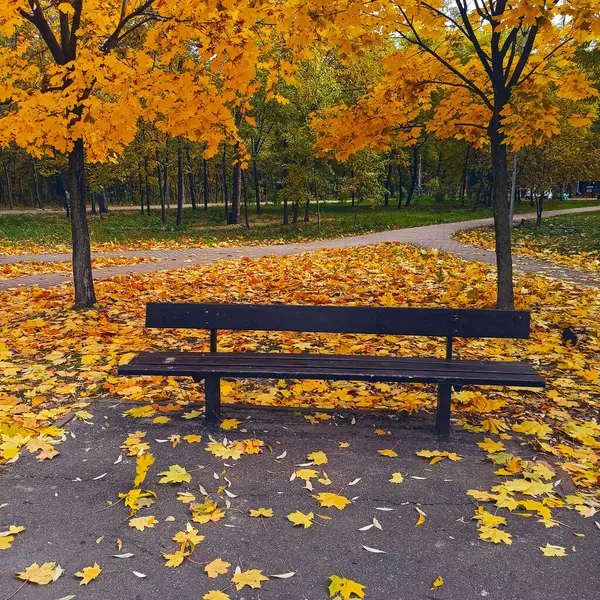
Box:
left=74, top=563, right=102, bottom=585
left=158, top=465, right=191, bottom=484
left=287, top=510, right=314, bottom=528
left=205, top=558, right=231, bottom=578
left=128, top=516, right=157, bottom=531
left=539, top=544, right=567, bottom=556
left=231, top=569, right=269, bottom=590
left=431, top=576, right=444, bottom=590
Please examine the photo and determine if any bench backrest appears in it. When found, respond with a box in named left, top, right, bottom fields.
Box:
left=146, top=303, right=531, bottom=340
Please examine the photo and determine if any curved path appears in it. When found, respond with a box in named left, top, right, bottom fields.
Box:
left=1, top=205, right=599, bottom=292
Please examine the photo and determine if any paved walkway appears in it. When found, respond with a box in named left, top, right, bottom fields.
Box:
left=1, top=206, right=599, bottom=292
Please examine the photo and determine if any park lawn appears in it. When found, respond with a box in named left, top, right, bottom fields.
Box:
left=456, top=211, right=600, bottom=272
left=0, top=197, right=596, bottom=255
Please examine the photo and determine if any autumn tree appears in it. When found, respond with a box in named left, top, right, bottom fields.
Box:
left=311, top=0, right=599, bottom=308
left=0, top=0, right=290, bottom=307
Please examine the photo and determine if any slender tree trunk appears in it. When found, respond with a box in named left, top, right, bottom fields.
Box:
left=222, top=145, right=229, bottom=221
left=3, top=162, right=13, bottom=209
left=315, top=184, right=320, bottom=233
left=139, top=170, right=145, bottom=215
left=156, top=150, right=166, bottom=224
left=460, top=145, right=470, bottom=207
left=176, top=140, right=184, bottom=226
left=32, top=158, right=42, bottom=208
left=186, top=144, right=197, bottom=211
left=252, top=161, right=262, bottom=214
left=406, top=148, right=418, bottom=207
left=230, top=154, right=242, bottom=225
left=397, top=164, right=403, bottom=209
left=242, top=170, right=250, bottom=229
left=282, top=195, right=288, bottom=225
left=304, top=195, right=310, bottom=223
left=203, top=158, right=209, bottom=210
left=490, top=119, right=514, bottom=310
left=384, top=161, right=392, bottom=206
left=535, top=190, right=544, bottom=225
left=68, top=139, right=96, bottom=309
left=144, top=157, right=151, bottom=215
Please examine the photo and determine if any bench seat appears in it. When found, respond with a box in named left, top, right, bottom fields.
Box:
left=120, top=351, right=545, bottom=387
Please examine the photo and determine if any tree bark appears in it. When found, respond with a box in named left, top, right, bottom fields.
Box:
left=384, top=161, right=392, bottom=206
left=397, top=164, right=403, bottom=209
left=252, top=160, right=262, bottom=214
left=156, top=150, right=166, bottom=223
left=186, top=143, right=197, bottom=211
left=176, top=140, right=184, bottom=226
left=144, top=157, right=150, bottom=215
left=203, top=158, right=209, bottom=210
left=222, top=145, right=229, bottom=220
left=242, top=169, right=250, bottom=229
left=230, top=157, right=242, bottom=225
left=68, top=139, right=96, bottom=308
left=490, top=120, right=514, bottom=310
left=3, top=162, right=13, bottom=209
left=406, top=148, right=418, bottom=206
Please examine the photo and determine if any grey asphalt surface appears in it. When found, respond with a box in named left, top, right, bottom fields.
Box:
left=1, top=403, right=598, bottom=600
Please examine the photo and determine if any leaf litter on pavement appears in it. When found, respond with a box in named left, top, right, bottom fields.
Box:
left=0, top=243, right=599, bottom=596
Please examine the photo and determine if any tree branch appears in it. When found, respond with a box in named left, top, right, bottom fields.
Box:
left=19, top=2, right=66, bottom=65
left=103, top=0, right=156, bottom=53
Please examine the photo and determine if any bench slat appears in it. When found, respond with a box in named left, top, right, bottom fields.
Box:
left=125, top=351, right=537, bottom=375
left=145, top=303, right=531, bottom=339
left=119, top=352, right=544, bottom=387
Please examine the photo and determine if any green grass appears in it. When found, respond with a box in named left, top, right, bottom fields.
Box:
left=0, top=197, right=597, bottom=251
left=509, top=211, right=600, bottom=255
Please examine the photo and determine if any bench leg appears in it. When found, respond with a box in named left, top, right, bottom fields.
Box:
left=204, top=375, right=221, bottom=423
left=435, top=384, right=452, bottom=437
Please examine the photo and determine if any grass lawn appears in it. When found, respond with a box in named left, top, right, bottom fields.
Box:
left=456, top=211, right=600, bottom=272
left=0, top=197, right=596, bottom=254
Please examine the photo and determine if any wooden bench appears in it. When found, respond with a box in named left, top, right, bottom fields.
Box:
left=118, top=303, right=545, bottom=435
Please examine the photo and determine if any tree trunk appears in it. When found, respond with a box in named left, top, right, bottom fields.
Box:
left=203, top=158, right=209, bottom=210
left=252, top=161, right=262, bottom=214
left=304, top=195, right=310, bottom=223
left=186, top=144, right=197, bottom=211
left=397, top=164, right=403, bottom=209
left=3, top=162, right=13, bottom=209
left=176, top=140, right=184, bottom=226
left=32, top=158, right=42, bottom=208
left=384, top=161, right=392, bottom=206
left=139, top=170, right=145, bottom=215
left=230, top=158, right=242, bottom=225
left=68, top=139, right=96, bottom=309
left=535, top=190, right=544, bottom=225
left=490, top=120, right=514, bottom=310
left=460, top=145, right=470, bottom=207
left=222, top=146, right=229, bottom=220
left=91, top=192, right=97, bottom=215
left=156, top=150, right=167, bottom=224
left=406, top=148, right=418, bottom=207
left=242, top=170, right=250, bottom=229
left=144, top=157, right=151, bottom=215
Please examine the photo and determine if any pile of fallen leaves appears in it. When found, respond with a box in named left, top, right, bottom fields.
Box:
left=455, top=227, right=600, bottom=273
left=1, top=244, right=598, bottom=474
left=1, top=242, right=599, bottom=596
left=0, top=255, right=161, bottom=279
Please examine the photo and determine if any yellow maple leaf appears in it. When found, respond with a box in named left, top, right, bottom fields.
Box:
left=220, top=419, right=241, bottom=430
left=416, top=512, right=425, bottom=526
left=473, top=507, right=506, bottom=528
left=307, top=451, right=328, bottom=465
left=378, top=449, right=398, bottom=458
left=477, top=438, right=505, bottom=453
left=389, top=472, right=404, bottom=483
left=128, top=515, right=157, bottom=531
left=231, top=569, right=269, bottom=590
left=478, top=526, right=512, bottom=544
left=295, top=468, right=319, bottom=480
left=329, top=574, right=366, bottom=599
left=205, top=558, right=231, bottom=578
left=134, top=452, right=155, bottom=487
left=158, top=465, right=191, bottom=484
left=203, top=591, right=231, bottom=600
left=205, top=442, right=243, bottom=460
left=173, top=527, right=205, bottom=551
left=16, top=562, right=60, bottom=585
left=287, top=510, right=314, bottom=528
left=183, top=434, right=202, bottom=443
left=512, top=420, right=552, bottom=438
left=0, top=536, right=15, bottom=550
left=153, top=416, right=170, bottom=424
left=539, top=544, right=566, bottom=557
left=164, top=550, right=189, bottom=567
left=315, top=492, right=351, bottom=510
left=74, top=563, right=102, bottom=585
left=339, top=442, right=350, bottom=448
left=430, top=576, right=444, bottom=590
left=249, top=508, right=273, bottom=518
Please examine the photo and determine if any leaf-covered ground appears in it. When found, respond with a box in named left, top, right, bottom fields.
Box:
left=0, top=243, right=599, bottom=597
left=455, top=212, right=600, bottom=273
left=0, top=255, right=161, bottom=279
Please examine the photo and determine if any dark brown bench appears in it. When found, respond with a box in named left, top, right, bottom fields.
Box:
left=118, top=303, right=545, bottom=435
